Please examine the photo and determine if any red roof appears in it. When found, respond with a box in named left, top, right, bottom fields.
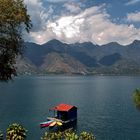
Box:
left=50, top=103, right=76, bottom=112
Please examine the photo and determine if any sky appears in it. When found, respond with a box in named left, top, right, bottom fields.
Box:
left=24, top=0, right=140, bottom=45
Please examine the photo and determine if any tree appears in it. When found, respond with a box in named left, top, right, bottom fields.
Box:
left=6, top=123, right=27, bottom=140
left=133, top=88, right=140, bottom=106
left=0, top=0, right=32, bottom=81
left=41, top=129, right=96, bottom=140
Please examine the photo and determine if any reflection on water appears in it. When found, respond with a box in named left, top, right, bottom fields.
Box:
left=0, top=76, right=140, bottom=140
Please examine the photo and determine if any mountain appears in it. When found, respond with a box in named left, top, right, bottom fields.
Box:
left=99, top=53, right=122, bottom=66
left=16, top=39, right=140, bottom=75
left=40, top=52, right=88, bottom=74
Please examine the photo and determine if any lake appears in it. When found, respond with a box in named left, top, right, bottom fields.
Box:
left=0, top=76, right=140, bottom=140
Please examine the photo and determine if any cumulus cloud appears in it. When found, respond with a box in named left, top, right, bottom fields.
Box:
left=46, top=0, right=68, bottom=3
left=24, top=1, right=140, bottom=45
left=24, top=0, right=54, bottom=32
left=125, top=0, right=140, bottom=5
left=24, top=0, right=43, bottom=31
left=127, top=12, right=140, bottom=22
left=63, top=2, right=82, bottom=14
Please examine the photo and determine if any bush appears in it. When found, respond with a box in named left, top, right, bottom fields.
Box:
left=133, top=88, right=140, bottom=106
left=41, top=129, right=96, bottom=140
left=6, top=123, right=27, bottom=140
left=41, top=131, right=63, bottom=140
left=0, top=130, right=3, bottom=140
left=80, top=131, right=96, bottom=140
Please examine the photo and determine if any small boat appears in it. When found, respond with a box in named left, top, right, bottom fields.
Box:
left=40, top=120, right=53, bottom=128
left=40, top=120, right=53, bottom=125
left=56, top=121, right=62, bottom=126
left=49, top=121, right=56, bottom=127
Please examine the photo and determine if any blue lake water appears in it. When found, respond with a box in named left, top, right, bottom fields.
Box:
left=0, top=76, right=140, bottom=140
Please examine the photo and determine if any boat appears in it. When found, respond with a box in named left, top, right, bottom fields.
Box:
left=49, top=121, right=56, bottom=127
left=56, top=121, right=62, bottom=126
left=40, top=120, right=53, bottom=128
left=40, top=120, right=53, bottom=125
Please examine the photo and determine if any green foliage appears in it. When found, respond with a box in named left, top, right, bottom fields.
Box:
left=0, top=130, right=3, bottom=140
left=41, top=131, right=63, bottom=140
left=0, top=0, right=32, bottom=81
left=79, top=131, right=96, bottom=140
left=6, top=123, right=27, bottom=140
left=2, top=124, right=96, bottom=140
left=133, top=88, right=140, bottom=106
left=41, top=129, right=96, bottom=140
left=63, top=130, right=79, bottom=140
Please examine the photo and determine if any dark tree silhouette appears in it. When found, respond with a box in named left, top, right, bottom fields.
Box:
left=0, top=0, right=32, bottom=81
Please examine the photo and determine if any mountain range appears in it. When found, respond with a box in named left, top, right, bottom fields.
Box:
left=15, top=39, right=140, bottom=75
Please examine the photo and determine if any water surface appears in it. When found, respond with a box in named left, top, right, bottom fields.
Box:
left=0, top=76, right=140, bottom=140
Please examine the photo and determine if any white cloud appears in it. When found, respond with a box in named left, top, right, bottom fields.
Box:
left=24, top=0, right=44, bottom=31
left=127, top=12, right=140, bottom=22
left=24, top=0, right=54, bottom=32
left=46, top=0, right=68, bottom=3
left=25, top=1, right=140, bottom=45
left=63, top=2, right=81, bottom=14
left=125, top=0, right=140, bottom=5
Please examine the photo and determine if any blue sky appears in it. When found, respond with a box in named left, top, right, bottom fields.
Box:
left=24, top=0, right=140, bottom=45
